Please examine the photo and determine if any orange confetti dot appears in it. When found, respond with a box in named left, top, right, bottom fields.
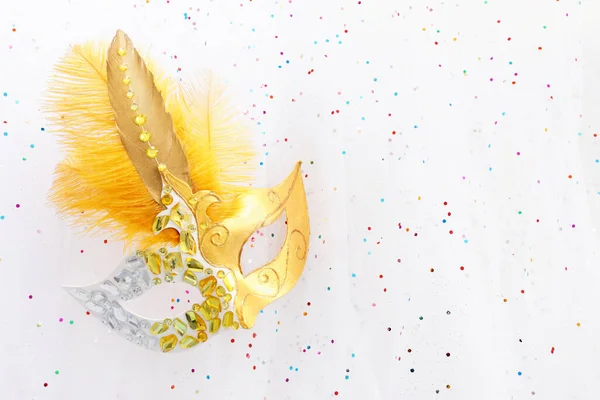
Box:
left=568, top=175, right=573, bottom=179
left=503, top=298, right=508, bottom=303
left=303, top=312, right=308, bottom=316
left=577, top=322, right=581, bottom=327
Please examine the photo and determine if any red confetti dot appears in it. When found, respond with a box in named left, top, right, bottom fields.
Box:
left=447, top=212, right=451, bottom=216
left=449, top=230, right=453, bottom=234
left=551, top=347, right=555, bottom=354
left=248, top=343, right=253, bottom=348
left=507, top=37, right=512, bottom=41
left=443, top=201, right=448, bottom=206
left=231, top=339, right=235, bottom=343
left=446, top=352, right=451, bottom=357
left=521, top=290, right=525, bottom=294
left=334, top=391, right=339, bottom=396
left=43, top=383, right=48, bottom=387
left=103, top=239, right=108, bottom=244
left=171, top=385, right=175, bottom=389
left=460, top=266, right=464, bottom=271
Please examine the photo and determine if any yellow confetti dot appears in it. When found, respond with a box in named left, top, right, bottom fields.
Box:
left=577, top=322, right=581, bottom=327
left=418, top=196, right=422, bottom=200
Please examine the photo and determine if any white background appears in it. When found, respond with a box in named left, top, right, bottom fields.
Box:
left=1, top=0, right=600, bottom=399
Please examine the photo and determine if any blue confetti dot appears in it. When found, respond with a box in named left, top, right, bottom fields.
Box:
left=286, top=60, right=290, bottom=64
left=326, top=39, right=330, bottom=43
left=206, top=375, right=210, bottom=379
left=259, top=161, right=264, bottom=166
left=314, top=40, right=318, bottom=44
left=442, top=219, right=447, bottom=223
left=346, top=101, right=350, bottom=105
left=351, top=273, right=356, bottom=278
left=509, top=61, right=513, bottom=65
left=380, top=198, right=385, bottom=202
left=345, top=375, right=349, bottom=380
left=3, top=132, right=7, bottom=137
left=518, top=371, right=522, bottom=376
left=595, top=160, right=599, bottom=163
left=464, top=239, right=469, bottom=243
left=2, top=92, right=7, bottom=97
left=342, top=150, right=346, bottom=155
left=394, top=92, right=398, bottom=96
left=30, top=144, right=34, bottom=148
left=373, top=78, right=378, bottom=82
left=41, top=127, right=45, bottom=131
left=363, top=238, right=367, bottom=242
left=289, top=366, right=293, bottom=370
left=366, top=61, right=370, bottom=64
left=327, top=286, right=331, bottom=291
left=414, top=125, right=418, bottom=129
left=410, top=369, right=415, bottom=373
left=307, top=345, right=311, bottom=350
left=0, top=216, right=4, bottom=220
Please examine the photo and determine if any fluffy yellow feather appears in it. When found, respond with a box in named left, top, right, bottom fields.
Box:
left=45, top=40, right=255, bottom=250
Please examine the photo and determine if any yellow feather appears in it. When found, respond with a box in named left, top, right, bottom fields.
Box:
left=45, top=40, right=255, bottom=250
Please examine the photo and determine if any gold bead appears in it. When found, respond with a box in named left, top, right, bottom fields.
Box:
left=158, top=163, right=166, bottom=172
left=119, top=64, right=128, bottom=72
left=161, top=193, right=173, bottom=205
left=130, top=103, right=138, bottom=112
left=139, top=130, right=151, bottom=142
left=134, top=114, right=146, bottom=126
left=117, top=48, right=126, bottom=56
left=189, top=197, right=198, bottom=205
left=122, top=77, right=131, bottom=85
left=146, top=147, right=158, bottom=159
left=126, top=90, right=134, bottom=99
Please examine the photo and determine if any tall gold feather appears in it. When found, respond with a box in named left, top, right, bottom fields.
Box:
left=45, top=38, right=255, bottom=250
left=106, top=30, right=191, bottom=203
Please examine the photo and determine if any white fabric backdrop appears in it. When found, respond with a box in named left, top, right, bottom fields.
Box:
left=1, top=0, right=600, bottom=398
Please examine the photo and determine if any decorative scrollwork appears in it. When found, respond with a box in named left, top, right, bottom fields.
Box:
left=205, top=224, right=230, bottom=247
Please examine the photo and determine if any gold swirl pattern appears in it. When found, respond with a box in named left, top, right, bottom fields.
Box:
left=160, top=161, right=310, bottom=328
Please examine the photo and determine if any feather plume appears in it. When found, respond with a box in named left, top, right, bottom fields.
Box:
left=106, top=30, right=191, bottom=203
left=45, top=35, right=255, bottom=250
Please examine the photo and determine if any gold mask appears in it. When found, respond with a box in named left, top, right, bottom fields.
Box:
left=47, top=30, right=310, bottom=352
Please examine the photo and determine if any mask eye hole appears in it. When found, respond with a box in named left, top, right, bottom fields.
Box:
left=240, top=211, right=287, bottom=277
left=125, top=282, right=206, bottom=319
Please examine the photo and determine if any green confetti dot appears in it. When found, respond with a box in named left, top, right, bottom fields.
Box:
left=55, top=370, right=59, bottom=375
left=518, top=211, right=522, bottom=215
left=419, top=316, right=424, bottom=320
left=69, top=320, right=74, bottom=324
left=543, top=25, right=547, bottom=29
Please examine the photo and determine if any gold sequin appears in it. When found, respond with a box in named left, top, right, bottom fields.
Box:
left=180, top=229, right=197, bottom=255
left=152, top=277, right=162, bottom=285
left=217, top=270, right=225, bottom=279
left=122, top=77, right=131, bottom=85
left=185, top=311, right=206, bottom=331
left=222, top=311, right=234, bottom=328
left=145, top=251, right=162, bottom=275
left=173, top=318, right=187, bottom=336
left=119, top=64, right=128, bottom=72
left=180, top=335, right=199, bottom=348
left=161, top=193, right=173, bottom=205
left=117, top=48, right=126, bottom=56
left=146, top=147, right=158, bottom=159
left=139, top=130, right=150, bottom=142
left=150, top=322, right=168, bottom=335
left=199, top=276, right=217, bottom=297
left=130, top=103, right=138, bottom=111
left=158, top=163, right=166, bottom=172
left=197, top=331, right=208, bottom=342
left=126, top=90, right=134, bottom=99
left=209, top=318, right=221, bottom=334
left=164, top=274, right=175, bottom=282
left=159, top=334, right=178, bottom=352
left=170, top=203, right=191, bottom=227
left=216, top=286, right=227, bottom=297
left=186, top=257, right=204, bottom=272
left=134, top=114, right=146, bottom=126
left=152, top=215, right=169, bottom=234
left=164, top=252, right=182, bottom=273
left=183, top=269, right=198, bottom=286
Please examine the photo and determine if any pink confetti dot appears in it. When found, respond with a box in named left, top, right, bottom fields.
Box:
left=28, top=295, right=32, bottom=299
left=59, top=318, right=64, bottom=322
left=15, top=204, right=20, bottom=208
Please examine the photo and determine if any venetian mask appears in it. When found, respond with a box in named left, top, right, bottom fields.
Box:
left=46, top=30, right=310, bottom=352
